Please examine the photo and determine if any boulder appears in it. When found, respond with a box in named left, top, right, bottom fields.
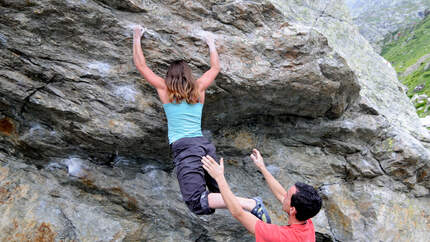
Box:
left=0, top=0, right=429, bottom=241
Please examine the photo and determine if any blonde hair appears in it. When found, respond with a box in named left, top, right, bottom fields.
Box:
left=165, top=60, right=199, bottom=104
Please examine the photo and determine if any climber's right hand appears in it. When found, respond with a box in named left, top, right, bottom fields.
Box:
left=199, top=31, right=217, bottom=51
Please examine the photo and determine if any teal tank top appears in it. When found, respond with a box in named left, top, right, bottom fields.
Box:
left=162, top=102, right=203, bottom=144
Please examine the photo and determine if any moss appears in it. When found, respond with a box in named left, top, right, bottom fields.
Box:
left=385, top=138, right=394, bottom=151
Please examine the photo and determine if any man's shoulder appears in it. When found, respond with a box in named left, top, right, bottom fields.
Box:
left=256, top=220, right=282, bottom=229
left=255, top=220, right=285, bottom=241
left=256, top=219, right=314, bottom=230
left=255, top=219, right=315, bottom=242
left=255, top=220, right=295, bottom=237
left=305, top=219, right=315, bottom=230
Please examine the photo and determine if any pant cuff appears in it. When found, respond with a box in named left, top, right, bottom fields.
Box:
left=199, top=191, right=216, bottom=215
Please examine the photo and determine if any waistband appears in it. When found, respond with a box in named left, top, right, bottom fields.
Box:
left=170, top=136, right=208, bottom=150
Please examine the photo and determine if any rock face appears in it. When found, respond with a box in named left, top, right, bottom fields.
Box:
left=345, top=0, right=430, bottom=52
left=422, top=116, right=430, bottom=128
left=0, top=0, right=429, bottom=241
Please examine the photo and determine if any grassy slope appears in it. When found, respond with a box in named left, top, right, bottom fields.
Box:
left=381, top=15, right=430, bottom=117
left=381, top=15, right=430, bottom=72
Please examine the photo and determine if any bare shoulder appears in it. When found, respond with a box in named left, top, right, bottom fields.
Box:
left=157, top=86, right=169, bottom=104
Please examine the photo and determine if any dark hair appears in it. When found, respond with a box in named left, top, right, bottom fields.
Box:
left=291, top=182, right=322, bottom=221
left=165, top=60, right=199, bottom=104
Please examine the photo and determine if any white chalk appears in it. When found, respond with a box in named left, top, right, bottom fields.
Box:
left=63, top=157, right=87, bottom=178
left=88, top=61, right=111, bottom=75
left=114, top=85, right=138, bottom=102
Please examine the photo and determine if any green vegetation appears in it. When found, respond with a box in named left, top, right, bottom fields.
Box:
left=381, top=14, right=430, bottom=118
left=382, top=15, right=430, bottom=72
left=399, top=63, right=430, bottom=118
left=403, top=63, right=430, bottom=97
left=415, top=98, right=429, bottom=118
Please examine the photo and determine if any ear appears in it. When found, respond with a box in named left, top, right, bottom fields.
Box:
left=290, top=206, right=297, bottom=217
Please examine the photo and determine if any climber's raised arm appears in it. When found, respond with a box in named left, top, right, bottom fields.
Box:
left=197, top=32, right=220, bottom=100
left=133, top=26, right=167, bottom=91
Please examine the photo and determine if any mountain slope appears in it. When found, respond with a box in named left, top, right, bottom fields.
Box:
left=346, top=0, right=430, bottom=52
left=382, top=14, right=430, bottom=118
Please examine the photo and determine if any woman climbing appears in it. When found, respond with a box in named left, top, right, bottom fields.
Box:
left=132, top=25, right=271, bottom=223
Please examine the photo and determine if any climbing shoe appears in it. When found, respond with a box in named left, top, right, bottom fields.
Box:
left=251, top=197, right=272, bottom=224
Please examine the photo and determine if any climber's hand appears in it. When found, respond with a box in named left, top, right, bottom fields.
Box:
left=250, top=149, right=265, bottom=170
left=202, top=155, right=224, bottom=181
left=204, top=32, right=216, bottom=45
left=199, top=31, right=217, bottom=52
left=133, top=25, right=146, bottom=39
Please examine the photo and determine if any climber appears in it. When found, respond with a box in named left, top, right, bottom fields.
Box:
left=132, top=25, right=271, bottom=222
left=201, top=149, right=322, bottom=241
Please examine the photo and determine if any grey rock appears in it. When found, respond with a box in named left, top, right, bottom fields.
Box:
left=424, top=62, right=430, bottom=71
left=0, top=0, right=429, bottom=241
left=421, top=116, right=430, bottom=128
left=321, top=182, right=430, bottom=241
left=425, top=8, right=430, bottom=17
left=414, top=83, right=426, bottom=92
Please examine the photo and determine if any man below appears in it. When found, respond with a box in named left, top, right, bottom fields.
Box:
left=201, top=149, right=322, bottom=241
